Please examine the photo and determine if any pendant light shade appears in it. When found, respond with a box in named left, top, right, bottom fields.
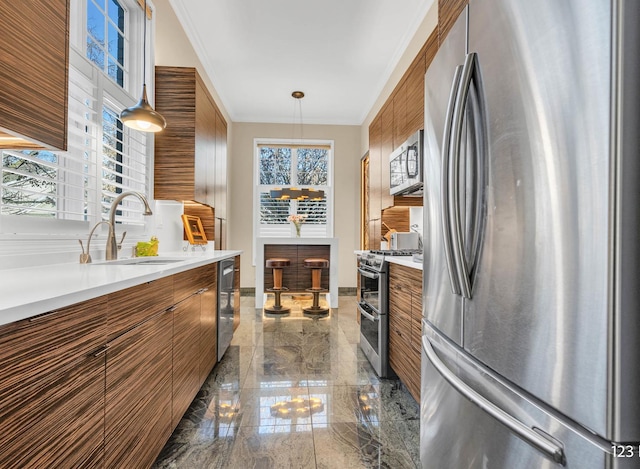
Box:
left=121, top=84, right=166, bottom=132
left=120, top=0, right=166, bottom=132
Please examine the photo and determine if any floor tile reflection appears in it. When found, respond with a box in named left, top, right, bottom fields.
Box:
left=153, top=295, right=420, bottom=469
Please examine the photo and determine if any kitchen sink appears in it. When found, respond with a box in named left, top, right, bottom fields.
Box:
left=94, top=257, right=187, bottom=266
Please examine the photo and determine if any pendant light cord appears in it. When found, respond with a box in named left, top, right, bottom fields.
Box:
left=142, top=0, right=147, bottom=87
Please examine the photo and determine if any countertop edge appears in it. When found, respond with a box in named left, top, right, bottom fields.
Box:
left=0, top=250, right=242, bottom=326
left=385, top=256, right=423, bottom=270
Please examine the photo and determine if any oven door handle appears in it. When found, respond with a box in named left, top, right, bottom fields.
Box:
left=357, top=267, right=380, bottom=280
left=357, top=303, right=380, bottom=322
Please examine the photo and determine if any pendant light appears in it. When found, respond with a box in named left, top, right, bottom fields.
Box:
left=270, top=91, right=324, bottom=201
left=120, top=0, right=166, bottom=132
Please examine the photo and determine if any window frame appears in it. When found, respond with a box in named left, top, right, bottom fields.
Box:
left=253, top=138, right=334, bottom=263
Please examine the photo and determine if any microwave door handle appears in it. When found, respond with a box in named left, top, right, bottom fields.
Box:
left=441, top=65, right=464, bottom=295
left=406, top=145, right=419, bottom=178
left=449, top=53, right=477, bottom=299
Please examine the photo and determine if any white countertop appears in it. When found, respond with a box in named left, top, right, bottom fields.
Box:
left=385, top=256, right=423, bottom=271
left=0, top=250, right=242, bottom=326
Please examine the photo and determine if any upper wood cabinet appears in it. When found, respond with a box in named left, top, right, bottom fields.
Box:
left=0, top=0, right=69, bottom=150
left=380, top=101, right=395, bottom=211
left=439, top=0, right=469, bottom=45
left=213, top=109, right=228, bottom=248
left=154, top=66, right=227, bottom=207
left=368, top=115, right=382, bottom=250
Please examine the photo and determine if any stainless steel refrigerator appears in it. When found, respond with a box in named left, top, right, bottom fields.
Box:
left=421, top=0, right=640, bottom=467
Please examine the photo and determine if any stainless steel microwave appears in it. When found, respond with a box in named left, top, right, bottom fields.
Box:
left=389, top=130, right=423, bottom=196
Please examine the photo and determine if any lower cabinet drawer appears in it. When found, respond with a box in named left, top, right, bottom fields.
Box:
left=105, top=308, right=173, bottom=469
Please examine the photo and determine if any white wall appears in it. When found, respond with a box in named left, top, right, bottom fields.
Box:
left=230, top=122, right=361, bottom=289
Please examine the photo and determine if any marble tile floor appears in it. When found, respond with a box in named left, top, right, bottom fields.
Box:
left=153, top=295, right=420, bottom=469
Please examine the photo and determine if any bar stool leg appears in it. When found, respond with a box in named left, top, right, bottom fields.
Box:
left=304, top=264, right=329, bottom=315
left=265, top=260, right=290, bottom=314
left=273, top=267, right=284, bottom=309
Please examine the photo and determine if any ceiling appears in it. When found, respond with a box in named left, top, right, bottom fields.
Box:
left=167, top=0, right=435, bottom=125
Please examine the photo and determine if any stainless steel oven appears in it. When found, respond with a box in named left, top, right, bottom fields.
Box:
left=357, top=253, right=392, bottom=378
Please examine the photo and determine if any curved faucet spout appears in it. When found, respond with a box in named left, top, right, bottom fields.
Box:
left=106, top=191, right=153, bottom=260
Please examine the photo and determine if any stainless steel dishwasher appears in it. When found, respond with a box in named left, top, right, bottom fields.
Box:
left=217, top=258, right=235, bottom=361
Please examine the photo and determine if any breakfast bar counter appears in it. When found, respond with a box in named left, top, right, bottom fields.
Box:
left=255, top=237, right=339, bottom=308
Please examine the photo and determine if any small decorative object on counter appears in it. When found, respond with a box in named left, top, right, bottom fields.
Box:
left=181, top=214, right=208, bottom=245
left=288, top=214, right=307, bottom=237
left=136, top=236, right=159, bottom=257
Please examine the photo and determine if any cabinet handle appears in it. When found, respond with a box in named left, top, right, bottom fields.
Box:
left=91, top=345, right=109, bottom=357
left=166, top=305, right=177, bottom=312
left=28, top=310, right=60, bottom=323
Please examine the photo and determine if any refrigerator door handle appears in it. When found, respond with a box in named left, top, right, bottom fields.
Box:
left=441, top=65, right=464, bottom=295
left=449, top=52, right=478, bottom=299
left=422, top=334, right=567, bottom=465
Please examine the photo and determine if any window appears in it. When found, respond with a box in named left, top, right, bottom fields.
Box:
left=255, top=141, right=333, bottom=238
left=0, top=0, right=151, bottom=230
left=86, top=0, right=126, bottom=86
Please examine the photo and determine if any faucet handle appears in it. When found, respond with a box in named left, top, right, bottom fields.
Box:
left=78, top=239, right=92, bottom=264
left=117, top=231, right=127, bottom=250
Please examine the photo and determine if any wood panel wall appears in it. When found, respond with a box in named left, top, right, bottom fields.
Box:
left=0, top=0, right=69, bottom=150
left=263, top=245, right=331, bottom=292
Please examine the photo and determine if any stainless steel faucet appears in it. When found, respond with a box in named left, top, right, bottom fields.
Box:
left=106, top=191, right=153, bottom=260
left=79, top=220, right=112, bottom=264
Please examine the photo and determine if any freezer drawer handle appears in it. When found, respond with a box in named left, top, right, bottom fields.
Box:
left=422, top=335, right=566, bottom=465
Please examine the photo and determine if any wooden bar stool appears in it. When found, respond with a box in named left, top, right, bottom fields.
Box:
left=265, top=258, right=291, bottom=313
left=303, top=258, right=329, bottom=314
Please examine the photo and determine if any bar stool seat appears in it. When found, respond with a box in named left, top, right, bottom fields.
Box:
left=266, top=258, right=291, bottom=269
left=303, top=258, right=329, bottom=314
left=265, top=258, right=291, bottom=314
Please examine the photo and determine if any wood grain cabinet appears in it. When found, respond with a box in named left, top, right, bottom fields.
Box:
left=0, top=0, right=69, bottom=150
left=368, top=115, right=383, bottom=250
left=388, top=263, right=422, bottom=401
left=172, top=263, right=219, bottom=429
left=0, top=296, right=107, bottom=468
left=154, top=66, right=227, bottom=209
left=105, top=278, right=175, bottom=469
left=172, top=293, right=203, bottom=429
left=439, top=0, right=469, bottom=45
left=0, top=260, right=230, bottom=468
left=200, top=263, right=218, bottom=383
